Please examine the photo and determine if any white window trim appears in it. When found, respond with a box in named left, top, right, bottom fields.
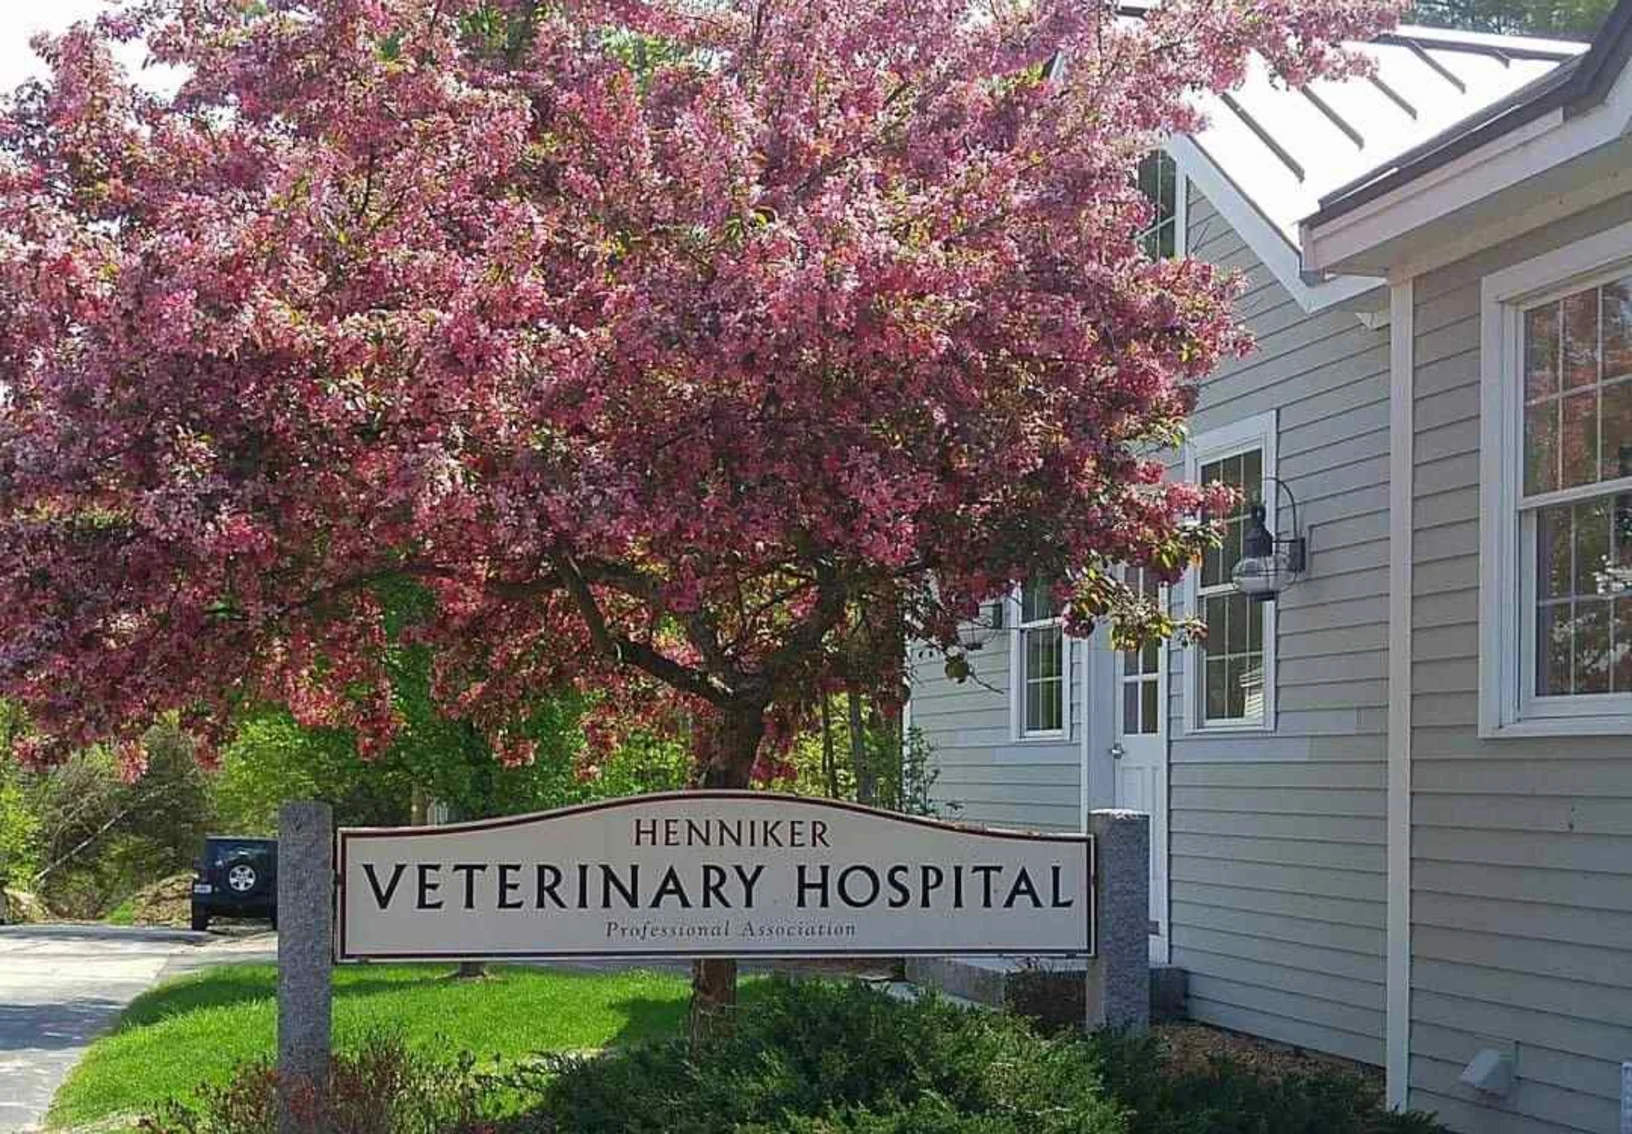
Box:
left=1009, top=587, right=1071, bottom=743
left=1479, top=218, right=1632, bottom=738
left=1137, top=152, right=1188, bottom=260
left=1182, top=410, right=1279, bottom=735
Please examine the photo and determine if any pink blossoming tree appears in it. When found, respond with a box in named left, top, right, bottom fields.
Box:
left=0, top=0, right=1395, bottom=1012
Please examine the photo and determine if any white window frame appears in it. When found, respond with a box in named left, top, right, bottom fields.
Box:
left=1137, top=151, right=1188, bottom=260
left=1009, top=583, right=1071, bottom=743
left=1183, top=410, right=1279, bottom=734
left=1479, top=218, right=1632, bottom=738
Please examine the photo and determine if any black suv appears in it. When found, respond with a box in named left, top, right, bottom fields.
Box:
left=191, top=836, right=278, bottom=931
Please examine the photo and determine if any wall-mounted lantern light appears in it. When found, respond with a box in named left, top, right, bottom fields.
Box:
left=1231, top=477, right=1306, bottom=603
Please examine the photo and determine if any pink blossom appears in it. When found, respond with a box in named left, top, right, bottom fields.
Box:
left=0, top=0, right=1398, bottom=784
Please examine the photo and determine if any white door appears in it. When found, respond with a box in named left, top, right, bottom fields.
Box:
left=1111, top=567, right=1169, bottom=964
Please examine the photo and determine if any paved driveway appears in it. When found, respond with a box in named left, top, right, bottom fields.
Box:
left=0, top=925, right=261, bottom=1132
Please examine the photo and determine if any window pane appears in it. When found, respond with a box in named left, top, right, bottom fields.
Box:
left=1201, top=543, right=1223, bottom=589
left=1026, top=679, right=1043, bottom=731
left=1139, top=568, right=1160, bottom=599
left=1604, top=379, right=1632, bottom=480
left=1241, top=656, right=1265, bottom=721
left=1561, top=390, right=1598, bottom=489
left=1141, top=679, right=1159, bottom=735
left=1574, top=600, right=1612, bottom=694
left=1617, top=597, right=1632, bottom=692
left=1537, top=604, right=1572, bottom=695
left=1525, top=303, right=1559, bottom=401
left=1205, top=658, right=1228, bottom=721
left=1563, top=288, right=1600, bottom=390
left=1575, top=497, right=1611, bottom=596
left=1604, top=279, right=1632, bottom=381
left=1222, top=513, right=1244, bottom=578
left=1538, top=504, right=1572, bottom=599
left=1137, top=153, right=1178, bottom=260
left=1123, top=682, right=1140, bottom=736
left=1225, top=591, right=1248, bottom=654
left=1225, top=655, right=1249, bottom=719
left=1021, top=578, right=1055, bottom=623
left=1242, top=449, right=1263, bottom=504
left=1616, top=488, right=1632, bottom=595
left=1142, top=639, right=1159, bottom=674
left=1525, top=398, right=1559, bottom=496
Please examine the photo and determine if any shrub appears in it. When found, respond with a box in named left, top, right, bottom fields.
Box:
left=148, top=980, right=1450, bottom=1134
left=1085, top=1029, right=1447, bottom=1134
left=141, top=1035, right=488, bottom=1134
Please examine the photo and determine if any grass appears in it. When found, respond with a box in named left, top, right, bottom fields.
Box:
left=48, top=962, right=727, bottom=1130
left=103, top=898, right=136, bottom=926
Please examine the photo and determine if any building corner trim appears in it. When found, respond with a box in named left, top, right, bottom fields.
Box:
left=1386, top=279, right=1415, bottom=1111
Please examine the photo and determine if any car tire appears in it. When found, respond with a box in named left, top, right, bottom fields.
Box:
left=191, top=906, right=209, bottom=932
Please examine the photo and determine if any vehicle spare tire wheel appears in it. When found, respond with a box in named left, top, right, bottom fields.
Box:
left=224, top=858, right=262, bottom=896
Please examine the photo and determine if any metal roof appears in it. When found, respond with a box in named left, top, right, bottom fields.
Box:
left=1308, top=0, right=1632, bottom=227
left=1185, top=24, right=1587, bottom=253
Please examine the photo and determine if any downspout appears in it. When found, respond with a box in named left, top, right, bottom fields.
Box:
left=1386, top=279, right=1416, bottom=1110
left=1080, top=634, right=1092, bottom=836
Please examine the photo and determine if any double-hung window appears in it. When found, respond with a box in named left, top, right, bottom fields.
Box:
left=1482, top=227, right=1632, bottom=735
left=1186, top=412, right=1276, bottom=732
left=1012, top=578, right=1068, bottom=740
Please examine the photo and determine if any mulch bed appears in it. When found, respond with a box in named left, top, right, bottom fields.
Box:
left=1155, top=1021, right=1383, bottom=1087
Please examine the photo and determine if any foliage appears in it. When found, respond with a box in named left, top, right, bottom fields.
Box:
left=141, top=1036, right=488, bottom=1134
left=520, top=981, right=1448, bottom=1134
left=212, top=697, right=687, bottom=834
left=0, top=707, right=39, bottom=888
left=1085, top=1029, right=1449, bottom=1134
left=50, top=962, right=725, bottom=1129
left=781, top=701, right=942, bottom=817
left=22, top=725, right=214, bottom=917
left=130, top=979, right=1450, bottom=1134
left=1409, top=0, right=1611, bottom=38
left=0, top=0, right=1400, bottom=788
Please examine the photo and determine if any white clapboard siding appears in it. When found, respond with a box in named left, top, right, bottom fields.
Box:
left=1166, top=186, right=1391, bottom=1067
left=1405, top=191, right=1632, bottom=1133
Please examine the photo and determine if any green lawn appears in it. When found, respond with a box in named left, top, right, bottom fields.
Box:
left=49, top=963, right=720, bottom=1130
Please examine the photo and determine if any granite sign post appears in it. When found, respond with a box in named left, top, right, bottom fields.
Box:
left=275, top=793, right=1150, bottom=1127
left=277, top=801, right=333, bottom=1134
left=1084, top=810, right=1150, bottom=1031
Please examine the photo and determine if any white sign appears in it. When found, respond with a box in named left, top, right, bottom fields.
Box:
left=336, top=792, right=1093, bottom=961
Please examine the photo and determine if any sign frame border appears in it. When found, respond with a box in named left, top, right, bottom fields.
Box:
left=334, top=790, right=1095, bottom=963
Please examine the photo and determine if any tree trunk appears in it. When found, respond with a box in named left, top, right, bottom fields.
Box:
left=848, top=690, right=874, bottom=806
left=687, top=704, right=767, bottom=1045
left=820, top=697, right=839, bottom=799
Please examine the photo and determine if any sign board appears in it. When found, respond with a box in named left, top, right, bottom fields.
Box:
left=336, top=792, right=1093, bottom=961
